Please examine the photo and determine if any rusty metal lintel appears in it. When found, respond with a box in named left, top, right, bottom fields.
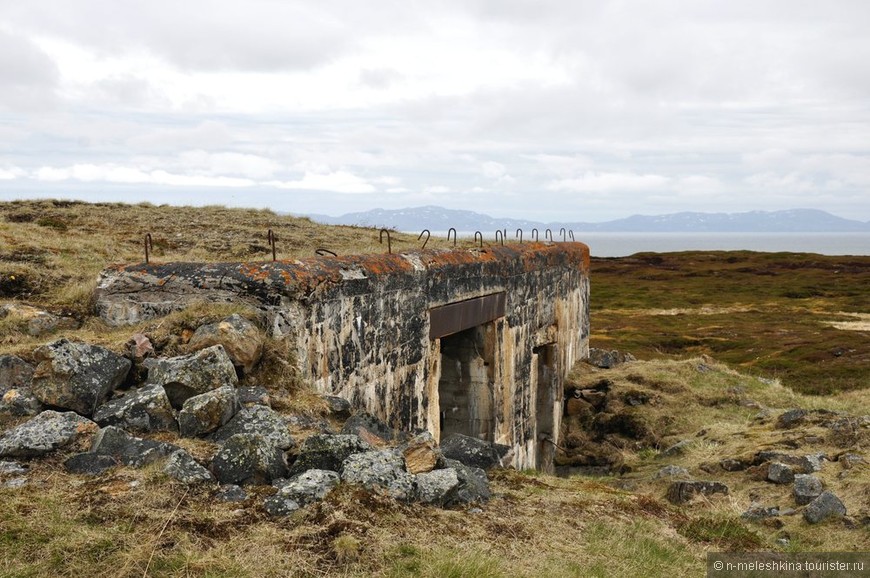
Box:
left=429, top=292, right=506, bottom=339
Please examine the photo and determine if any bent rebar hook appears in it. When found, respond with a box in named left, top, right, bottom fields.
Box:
left=379, top=228, right=392, bottom=254
left=418, top=229, right=431, bottom=249
left=516, top=228, right=523, bottom=243
left=447, top=227, right=457, bottom=247
left=474, top=231, right=483, bottom=247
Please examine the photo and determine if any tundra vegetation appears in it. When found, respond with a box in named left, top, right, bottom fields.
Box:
left=1, top=200, right=868, bottom=577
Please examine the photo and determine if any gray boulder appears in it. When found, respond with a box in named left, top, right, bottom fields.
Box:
left=0, top=304, right=79, bottom=336
left=776, top=408, right=807, bottom=429
left=30, top=339, right=131, bottom=416
left=767, top=462, right=795, bottom=484
left=440, top=433, right=500, bottom=470
left=188, top=314, right=264, bottom=375
left=90, top=425, right=179, bottom=468
left=263, top=495, right=300, bottom=517
left=754, top=451, right=818, bottom=473
left=145, top=345, right=238, bottom=408
left=586, top=348, right=636, bottom=368
left=341, top=411, right=394, bottom=443
left=323, top=395, right=352, bottom=418
left=654, top=465, right=690, bottom=479
left=0, top=355, right=34, bottom=393
left=342, top=449, right=416, bottom=501
left=164, top=449, right=214, bottom=484
left=211, top=405, right=294, bottom=450
left=0, top=410, right=98, bottom=457
left=803, top=491, right=846, bottom=524
left=92, top=384, right=177, bottom=432
left=289, top=433, right=372, bottom=475
left=237, top=386, right=271, bottom=408
left=210, top=433, right=288, bottom=485
left=793, top=474, right=825, bottom=506
left=63, top=452, right=119, bottom=476
left=441, top=459, right=491, bottom=505
left=0, top=460, right=27, bottom=475
left=215, top=484, right=247, bottom=503
left=416, top=468, right=460, bottom=506
left=274, top=469, right=340, bottom=506
left=665, top=480, right=729, bottom=505
left=178, top=385, right=240, bottom=438
left=0, top=388, right=43, bottom=416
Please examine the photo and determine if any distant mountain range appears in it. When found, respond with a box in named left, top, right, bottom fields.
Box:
left=305, top=206, right=870, bottom=233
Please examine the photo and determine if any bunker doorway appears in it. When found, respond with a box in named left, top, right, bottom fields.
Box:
left=534, top=343, right=559, bottom=473
left=438, top=325, right=495, bottom=442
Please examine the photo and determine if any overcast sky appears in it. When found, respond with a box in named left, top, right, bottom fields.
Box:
left=1, top=1, right=869, bottom=222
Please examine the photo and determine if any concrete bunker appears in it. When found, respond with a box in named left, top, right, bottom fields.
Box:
left=94, top=242, right=591, bottom=471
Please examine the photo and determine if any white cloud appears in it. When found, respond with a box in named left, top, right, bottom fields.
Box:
left=547, top=172, right=670, bottom=193
left=267, top=171, right=375, bottom=194
left=34, top=163, right=254, bottom=187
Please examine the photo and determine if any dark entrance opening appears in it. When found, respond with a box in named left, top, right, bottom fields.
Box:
left=438, top=325, right=494, bottom=441
left=534, top=344, right=559, bottom=472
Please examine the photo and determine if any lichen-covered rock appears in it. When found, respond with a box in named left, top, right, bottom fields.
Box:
left=665, top=480, right=729, bottom=505
left=30, top=339, right=131, bottom=416
left=237, top=386, right=271, bottom=408
left=211, top=405, right=294, bottom=450
left=402, top=432, right=439, bottom=474
left=440, top=433, right=500, bottom=470
left=188, top=314, right=264, bottom=375
left=654, top=465, right=690, bottom=479
left=322, top=395, right=352, bottom=418
left=753, top=451, right=817, bottom=473
left=0, top=388, right=43, bottom=416
left=341, top=412, right=394, bottom=444
left=210, top=433, right=288, bottom=485
left=586, top=348, right=635, bottom=368
left=145, top=345, right=238, bottom=408
left=178, top=385, right=240, bottom=438
left=63, top=452, right=119, bottom=476
left=341, top=449, right=416, bottom=501
left=274, top=469, right=340, bottom=506
left=92, top=384, right=177, bottom=432
left=90, top=425, right=179, bottom=467
left=803, top=491, right=846, bottom=524
left=440, top=458, right=491, bottom=505
left=289, top=433, right=372, bottom=475
left=793, top=474, right=825, bottom=506
left=776, top=408, right=807, bottom=429
left=164, top=449, right=214, bottom=484
left=0, top=460, right=27, bottom=475
left=0, top=355, right=34, bottom=393
left=215, top=484, right=247, bottom=502
left=416, top=468, right=460, bottom=506
left=0, top=410, right=98, bottom=457
left=263, top=495, right=300, bottom=516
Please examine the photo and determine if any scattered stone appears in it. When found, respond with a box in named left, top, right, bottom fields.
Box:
left=237, top=386, right=271, bottom=408
left=341, top=449, right=416, bottom=501
left=565, top=397, right=594, bottom=417
left=753, top=451, right=815, bottom=473
left=178, top=385, right=240, bottom=437
left=92, top=383, right=177, bottom=432
left=402, top=432, right=440, bottom=474
left=90, top=425, right=179, bottom=468
left=720, top=458, right=749, bottom=472
left=440, top=433, right=501, bottom=470
left=322, top=395, right=352, bottom=418
left=661, top=440, right=692, bottom=457
left=803, top=491, right=846, bottom=524
left=341, top=412, right=394, bottom=444
left=289, top=433, right=372, bottom=475
left=164, top=449, right=214, bottom=484
left=0, top=355, right=34, bottom=393
left=63, top=453, right=119, bottom=476
left=586, top=348, right=636, bottom=369
left=793, top=474, right=824, bottom=505
left=742, top=506, right=781, bottom=522
left=211, top=405, right=294, bottom=450
left=776, top=408, right=807, bottom=429
left=0, top=460, right=27, bottom=475
left=665, top=480, right=729, bottom=505
left=767, top=462, right=795, bottom=484
left=839, top=453, right=865, bottom=469
left=0, top=303, right=79, bottom=336
left=3, top=477, right=27, bottom=488
left=188, top=314, right=263, bottom=375
left=274, top=469, right=340, bottom=506
left=804, top=453, right=827, bottom=472
left=654, top=465, right=690, bottom=479
left=416, top=468, right=460, bottom=506
left=145, top=345, right=238, bottom=408
left=210, top=433, right=288, bottom=485
left=128, top=333, right=154, bottom=362
left=0, top=410, right=98, bottom=457
left=0, top=388, right=43, bottom=416
left=263, top=495, right=300, bottom=517
left=215, top=484, right=247, bottom=502
left=30, top=339, right=131, bottom=416
left=579, top=389, right=607, bottom=408
left=441, top=459, right=491, bottom=505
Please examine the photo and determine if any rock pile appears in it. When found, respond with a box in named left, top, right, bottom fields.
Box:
left=0, top=316, right=496, bottom=515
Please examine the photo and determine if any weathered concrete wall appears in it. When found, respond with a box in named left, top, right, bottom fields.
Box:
left=94, top=242, right=590, bottom=470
